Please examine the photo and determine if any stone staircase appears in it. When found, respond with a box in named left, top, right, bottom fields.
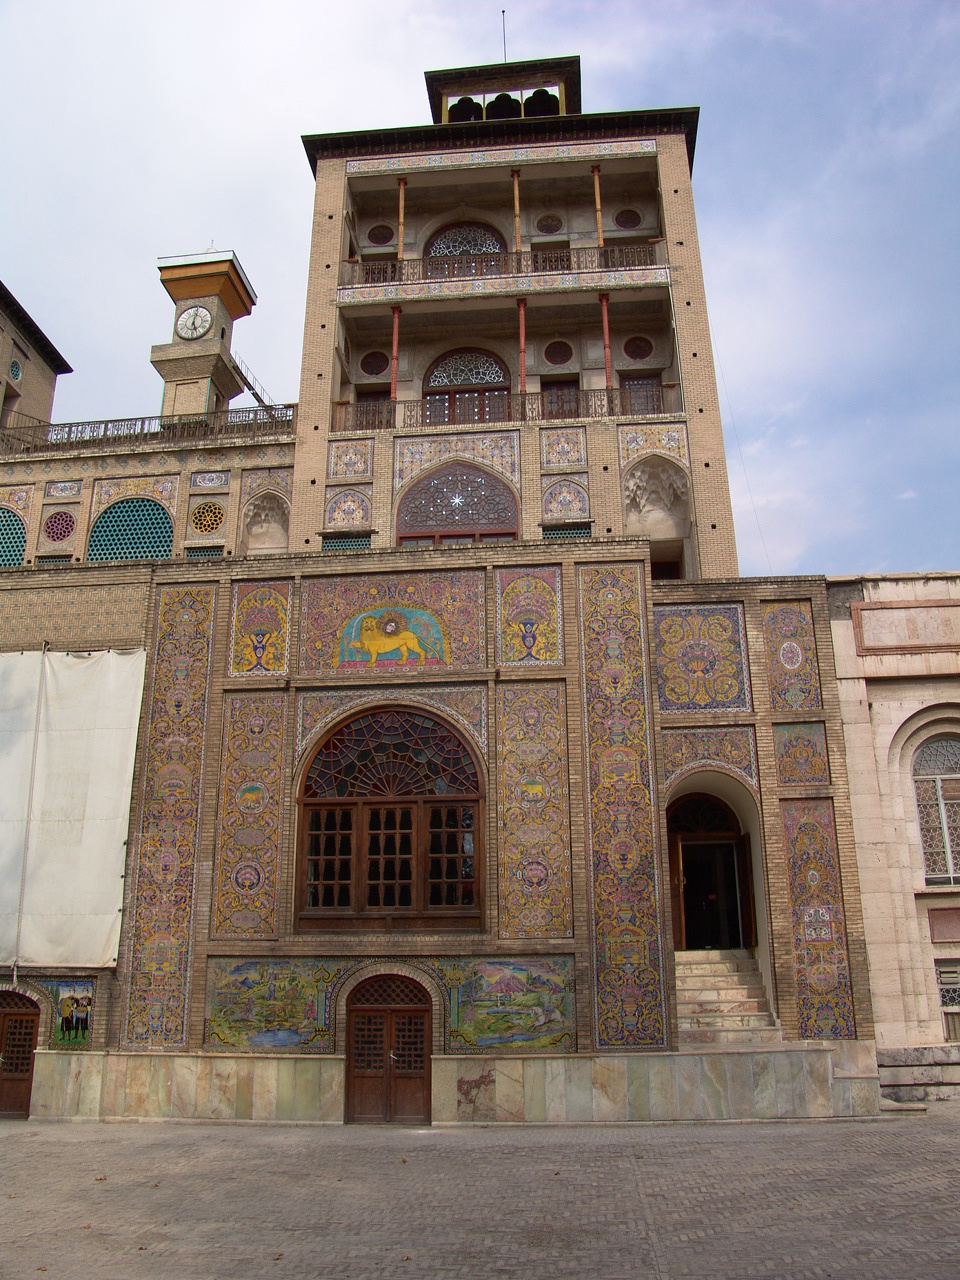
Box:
left=676, top=949, right=780, bottom=1046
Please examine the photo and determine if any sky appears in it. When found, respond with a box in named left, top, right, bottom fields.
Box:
left=2, top=0, right=959, bottom=577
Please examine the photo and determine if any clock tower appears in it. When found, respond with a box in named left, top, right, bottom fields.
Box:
left=149, top=250, right=257, bottom=417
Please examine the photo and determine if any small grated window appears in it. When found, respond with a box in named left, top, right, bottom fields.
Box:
left=0, top=508, right=27, bottom=567
left=542, top=523, right=591, bottom=541
left=87, top=498, right=173, bottom=562
left=186, top=545, right=224, bottom=559
left=323, top=535, right=371, bottom=553
left=36, top=554, right=73, bottom=567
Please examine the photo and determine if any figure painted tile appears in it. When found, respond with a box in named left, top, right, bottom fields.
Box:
left=38, top=979, right=94, bottom=1048
left=207, top=958, right=352, bottom=1052
left=428, top=957, right=575, bottom=1053
left=229, top=581, right=291, bottom=676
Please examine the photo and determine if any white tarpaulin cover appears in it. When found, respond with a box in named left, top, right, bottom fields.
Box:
left=0, top=649, right=146, bottom=967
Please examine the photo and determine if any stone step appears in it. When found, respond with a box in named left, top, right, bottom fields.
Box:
left=674, top=960, right=760, bottom=976
left=678, top=1026, right=783, bottom=1046
left=678, top=1012, right=775, bottom=1029
left=678, top=949, right=753, bottom=963
left=678, top=997, right=769, bottom=1015
left=675, top=978, right=767, bottom=996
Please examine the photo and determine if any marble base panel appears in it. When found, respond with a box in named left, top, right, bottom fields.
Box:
left=31, top=1045, right=880, bottom=1123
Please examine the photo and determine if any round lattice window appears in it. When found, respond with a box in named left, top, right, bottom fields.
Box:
left=368, top=224, right=395, bottom=245
left=536, top=214, right=563, bottom=235
left=9, top=360, right=23, bottom=382
left=544, top=340, right=573, bottom=366
left=360, top=351, right=390, bottom=377
left=624, top=335, right=653, bottom=361
left=43, top=510, right=76, bottom=543
left=615, top=208, right=643, bottom=230
left=191, top=501, right=225, bottom=534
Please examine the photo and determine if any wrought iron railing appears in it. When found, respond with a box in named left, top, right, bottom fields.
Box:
left=332, top=385, right=679, bottom=433
left=339, top=242, right=662, bottom=287
left=0, top=405, right=297, bottom=456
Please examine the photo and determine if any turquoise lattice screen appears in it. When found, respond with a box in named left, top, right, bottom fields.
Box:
left=0, top=508, right=26, bottom=567
left=87, top=498, right=173, bottom=562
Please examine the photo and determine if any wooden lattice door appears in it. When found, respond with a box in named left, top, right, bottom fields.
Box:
left=0, top=993, right=40, bottom=1118
left=346, top=976, right=431, bottom=1124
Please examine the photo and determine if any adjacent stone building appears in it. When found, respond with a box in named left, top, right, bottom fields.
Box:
left=0, top=57, right=884, bottom=1124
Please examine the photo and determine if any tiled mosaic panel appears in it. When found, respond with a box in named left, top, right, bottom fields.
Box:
left=762, top=600, right=823, bottom=711
left=347, top=269, right=667, bottom=304
left=540, top=427, right=586, bottom=468
left=299, top=571, right=485, bottom=674
left=781, top=799, right=856, bottom=1038
left=328, top=439, right=373, bottom=479
left=91, top=475, right=177, bottom=522
left=346, top=137, right=656, bottom=173
left=496, top=684, right=573, bottom=939
left=653, top=603, right=752, bottom=714
left=495, top=566, right=563, bottom=666
left=0, top=484, right=34, bottom=520
left=240, top=468, right=293, bottom=505
left=324, top=487, right=372, bottom=528
left=542, top=478, right=589, bottom=521
left=124, top=586, right=215, bottom=1047
left=662, top=726, right=758, bottom=789
left=578, top=563, right=665, bottom=1048
left=774, top=723, right=830, bottom=786
left=229, top=581, right=291, bottom=677
left=394, top=432, right=519, bottom=491
left=298, top=685, right=488, bottom=757
left=191, top=471, right=229, bottom=489
left=206, top=956, right=575, bottom=1054
left=211, top=694, right=287, bottom=939
left=45, top=480, right=81, bottom=499
left=618, top=424, right=688, bottom=467
left=37, top=978, right=94, bottom=1049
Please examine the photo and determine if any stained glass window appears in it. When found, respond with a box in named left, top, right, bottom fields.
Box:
left=425, top=223, right=506, bottom=258
left=298, top=709, right=482, bottom=928
left=914, top=736, right=960, bottom=884
left=423, top=351, right=511, bottom=427
left=396, top=462, right=517, bottom=545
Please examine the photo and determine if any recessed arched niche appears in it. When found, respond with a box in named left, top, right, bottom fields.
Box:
left=240, top=491, right=290, bottom=556
left=623, top=456, right=690, bottom=540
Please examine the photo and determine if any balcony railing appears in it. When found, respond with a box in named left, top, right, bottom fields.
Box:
left=332, top=385, right=680, bottom=434
left=340, top=243, right=661, bottom=288
left=0, top=405, right=297, bottom=457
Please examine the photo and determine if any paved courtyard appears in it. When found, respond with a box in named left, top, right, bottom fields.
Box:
left=2, top=1110, right=959, bottom=1280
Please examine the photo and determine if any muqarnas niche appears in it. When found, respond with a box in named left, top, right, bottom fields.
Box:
left=623, top=456, right=689, bottom=541
left=240, top=491, right=290, bottom=555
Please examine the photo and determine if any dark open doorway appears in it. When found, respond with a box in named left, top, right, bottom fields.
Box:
left=667, top=794, right=756, bottom=952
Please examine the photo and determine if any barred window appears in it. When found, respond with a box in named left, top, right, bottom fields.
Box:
left=914, top=736, right=960, bottom=885
left=298, top=709, right=483, bottom=931
left=87, top=498, right=173, bottom=562
left=0, top=508, right=26, bottom=568
left=423, top=349, right=510, bottom=428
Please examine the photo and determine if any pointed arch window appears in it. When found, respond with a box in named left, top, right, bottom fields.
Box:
left=423, top=348, right=510, bottom=426
left=298, top=709, right=483, bottom=930
left=914, top=735, right=960, bottom=885
left=396, top=462, right=517, bottom=547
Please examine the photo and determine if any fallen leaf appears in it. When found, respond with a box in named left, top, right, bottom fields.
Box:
left=401, top=1156, right=408, bottom=1164
left=152, top=1182, right=160, bottom=1188
left=138, top=1246, right=146, bottom=1251
left=7, top=1194, right=15, bottom=1199
left=36, top=1270, right=47, bottom=1273
left=274, top=1253, right=284, bottom=1261
left=94, top=1176, right=106, bottom=1182
left=402, top=1257, right=411, bottom=1262
left=83, top=1225, right=90, bottom=1230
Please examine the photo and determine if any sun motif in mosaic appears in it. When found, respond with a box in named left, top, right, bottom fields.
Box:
left=37, top=978, right=95, bottom=1049
left=540, top=427, right=586, bottom=469
left=298, top=685, right=488, bottom=758
left=211, top=694, right=287, bottom=939
left=781, top=799, right=856, bottom=1039
left=653, top=604, right=752, bottom=714
left=328, top=439, right=373, bottom=479
left=578, top=563, right=665, bottom=1048
left=662, top=727, right=758, bottom=790
left=44, top=480, right=81, bottom=499
left=324, top=487, right=372, bottom=528
left=495, top=567, right=562, bottom=666
left=207, top=958, right=353, bottom=1052
left=618, top=424, right=688, bottom=467
left=300, top=572, right=485, bottom=674
left=346, top=138, right=656, bottom=175
left=394, top=432, right=519, bottom=491
left=542, top=479, right=589, bottom=522
left=762, top=601, right=823, bottom=711
left=91, top=475, right=177, bottom=523
left=124, top=586, right=215, bottom=1047
left=229, top=581, right=291, bottom=677
left=240, top=468, right=293, bottom=505
left=496, top=684, right=573, bottom=939
left=774, top=723, right=830, bottom=786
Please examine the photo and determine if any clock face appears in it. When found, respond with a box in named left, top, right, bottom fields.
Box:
left=176, top=305, right=213, bottom=340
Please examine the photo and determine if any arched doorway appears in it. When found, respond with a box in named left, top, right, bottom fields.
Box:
left=667, top=794, right=756, bottom=951
left=346, top=975, right=432, bottom=1124
left=0, top=992, right=40, bottom=1117
left=422, top=349, right=510, bottom=426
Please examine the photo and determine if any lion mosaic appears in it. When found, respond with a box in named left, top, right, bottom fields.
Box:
left=348, top=614, right=442, bottom=667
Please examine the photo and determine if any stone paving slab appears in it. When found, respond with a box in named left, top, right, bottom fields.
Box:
left=1, top=1111, right=960, bottom=1279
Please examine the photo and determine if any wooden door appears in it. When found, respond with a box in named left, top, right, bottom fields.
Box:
left=346, top=976, right=431, bottom=1124
left=0, top=994, right=40, bottom=1118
